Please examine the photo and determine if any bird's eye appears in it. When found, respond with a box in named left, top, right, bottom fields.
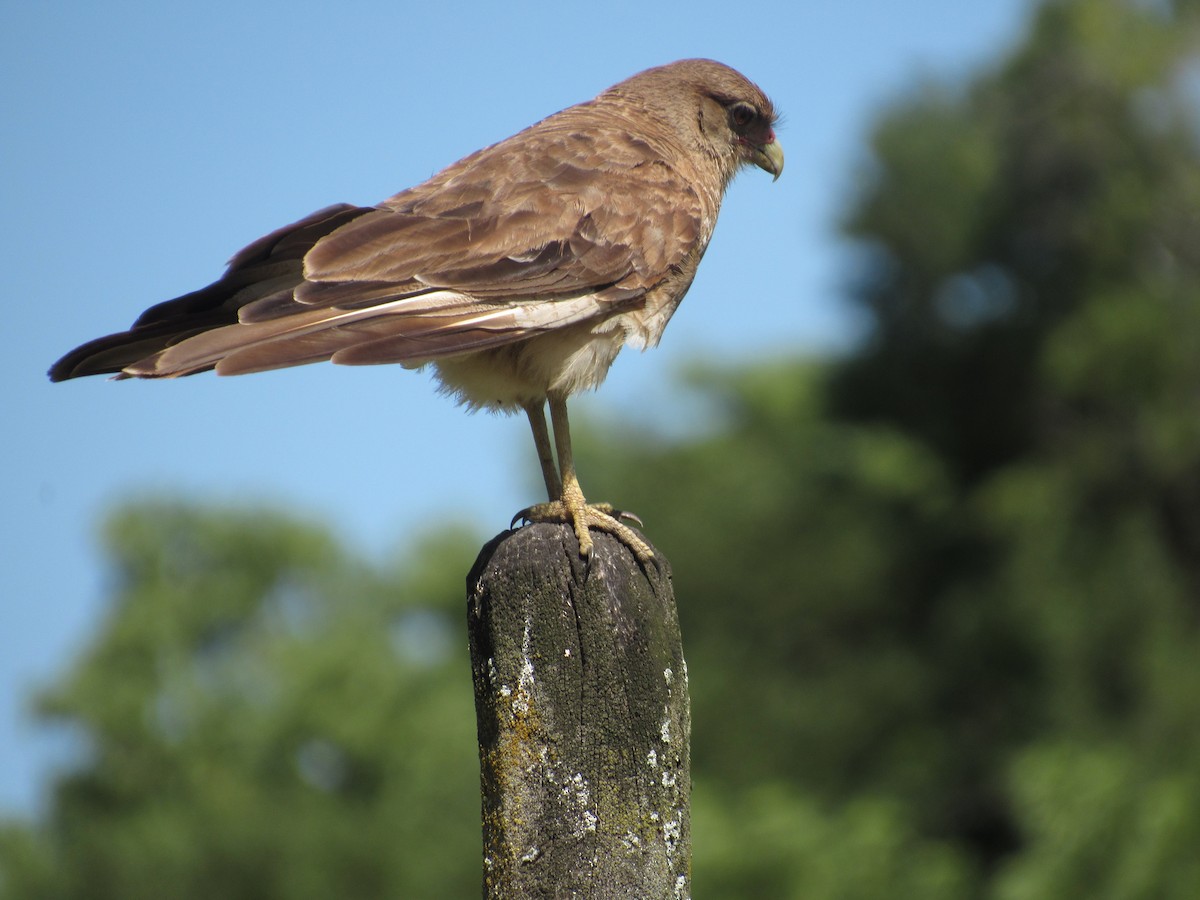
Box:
left=729, top=102, right=756, bottom=129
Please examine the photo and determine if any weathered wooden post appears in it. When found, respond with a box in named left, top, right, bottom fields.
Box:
left=467, top=522, right=690, bottom=899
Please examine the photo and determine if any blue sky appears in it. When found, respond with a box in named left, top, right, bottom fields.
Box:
left=1, top=0, right=1032, bottom=815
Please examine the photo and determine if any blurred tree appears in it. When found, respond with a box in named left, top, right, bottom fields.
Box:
left=0, top=503, right=482, bottom=900
left=580, top=0, right=1200, bottom=893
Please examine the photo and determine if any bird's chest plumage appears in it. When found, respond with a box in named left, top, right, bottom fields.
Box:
left=432, top=218, right=715, bottom=412
left=622, top=221, right=715, bottom=350
left=432, top=200, right=710, bottom=412
left=431, top=318, right=626, bottom=411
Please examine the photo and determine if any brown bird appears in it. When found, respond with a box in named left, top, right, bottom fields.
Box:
left=50, top=58, right=782, bottom=563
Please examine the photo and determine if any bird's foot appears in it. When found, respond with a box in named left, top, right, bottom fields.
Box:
left=512, top=500, right=654, bottom=565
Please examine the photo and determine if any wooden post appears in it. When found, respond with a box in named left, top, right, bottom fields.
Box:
left=467, top=523, right=691, bottom=900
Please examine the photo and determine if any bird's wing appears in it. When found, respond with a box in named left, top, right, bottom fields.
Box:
left=301, top=116, right=702, bottom=303
left=106, top=115, right=704, bottom=379
left=47, top=204, right=371, bottom=381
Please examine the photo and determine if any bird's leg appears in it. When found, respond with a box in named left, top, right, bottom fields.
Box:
left=548, top=393, right=593, bottom=554
left=523, top=401, right=561, bottom=501
left=513, top=393, right=653, bottom=564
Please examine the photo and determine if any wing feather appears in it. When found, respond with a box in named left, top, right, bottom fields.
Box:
left=301, top=119, right=704, bottom=302
left=51, top=81, right=712, bottom=383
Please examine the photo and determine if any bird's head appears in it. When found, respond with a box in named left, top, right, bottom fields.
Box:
left=607, top=59, right=783, bottom=185
left=720, top=93, right=784, bottom=182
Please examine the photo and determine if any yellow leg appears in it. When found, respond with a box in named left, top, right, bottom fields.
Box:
left=513, top=393, right=653, bottom=565
left=524, top=401, right=561, bottom=501
left=547, top=392, right=594, bottom=556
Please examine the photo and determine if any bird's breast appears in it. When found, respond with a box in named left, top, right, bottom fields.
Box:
left=431, top=318, right=627, bottom=411
left=430, top=221, right=712, bottom=411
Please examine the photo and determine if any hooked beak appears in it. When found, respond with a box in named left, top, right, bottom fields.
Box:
left=752, top=139, right=784, bottom=181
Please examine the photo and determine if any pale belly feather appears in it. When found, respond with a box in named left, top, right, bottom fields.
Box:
left=431, top=317, right=629, bottom=412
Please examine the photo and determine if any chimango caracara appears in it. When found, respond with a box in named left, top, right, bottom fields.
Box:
left=50, top=58, right=783, bottom=564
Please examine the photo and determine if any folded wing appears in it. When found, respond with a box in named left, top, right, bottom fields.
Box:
left=50, top=111, right=703, bottom=382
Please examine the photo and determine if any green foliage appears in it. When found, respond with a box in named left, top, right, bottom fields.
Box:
left=6, top=0, right=1200, bottom=896
left=995, top=743, right=1200, bottom=900
left=1, top=504, right=482, bottom=900
left=581, top=0, right=1200, bottom=894
left=693, top=781, right=972, bottom=899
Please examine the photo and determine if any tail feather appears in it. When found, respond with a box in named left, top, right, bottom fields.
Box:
left=48, top=204, right=372, bottom=381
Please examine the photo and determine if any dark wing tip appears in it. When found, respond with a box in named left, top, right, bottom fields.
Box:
left=49, top=335, right=128, bottom=382
left=48, top=205, right=375, bottom=383
left=48, top=331, right=170, bottom=381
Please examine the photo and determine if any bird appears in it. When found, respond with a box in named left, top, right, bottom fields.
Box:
left=49, top=58, right=783, bottom=565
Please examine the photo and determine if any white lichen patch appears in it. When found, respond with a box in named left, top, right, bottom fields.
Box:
left=647, top=748, right=658, bottom=768
left=559, top=771, right=597, bottom=837
left=663, top=818, right=681, bottom=853
left=660, top=718, right=671, bottom=743
left=581, top=809, right=598, bottom=833
left=621, top=831, right=642, bottom=853
left=569, top=772, right=588, bottom=799
left=661, top=770, right=676, bottom=789
left=511, top=618, right=536, bottom=716
left=512, top=684, right=531, bottom=714
left=664, top=666, right=674, bottom=686
left=519, top=846, right=542, bottom=864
